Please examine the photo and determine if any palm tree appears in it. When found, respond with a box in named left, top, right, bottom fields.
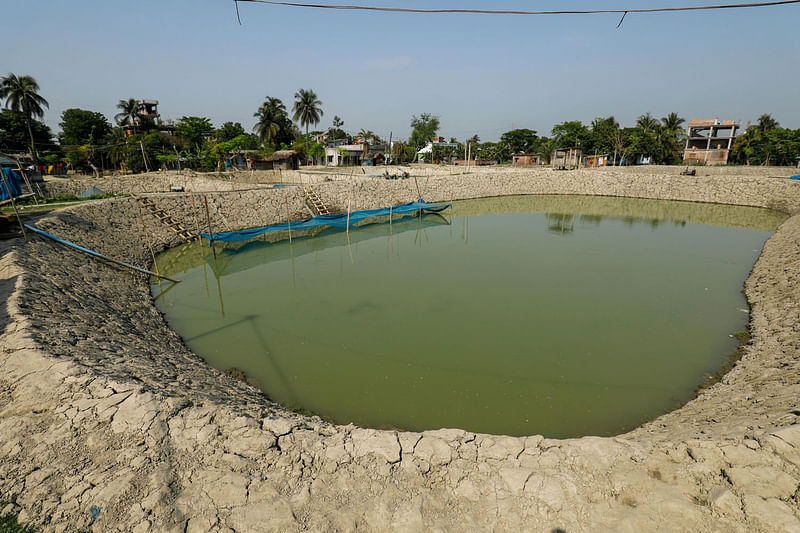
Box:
left=757, top=114, right=779, bottom=132
left=253, top=97, right=289, bottom=147
left=292, top=88, right=323, bottom=136
left=358, top=129, right=377, bottom=160
left=636, top=113, right=660, bottom=134
left=114, top=98, right=139, bottom=131
left=660, top=112, right=685, bottom=135
left=659, top=112, right=686, bottom=163
left=0, top=73, right=49, bottom=155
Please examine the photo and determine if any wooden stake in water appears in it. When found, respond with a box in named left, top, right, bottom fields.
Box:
left=189, top=191, right=201, bottom=238
left=346, top=189, right=352, bottom=234
left=389, top=193, right=393, bottom=227
left=286, top=196, right=292, bottom=243
left=203, top=194, right=216, bottom=260
left=139, top=212, right=160, bottom=277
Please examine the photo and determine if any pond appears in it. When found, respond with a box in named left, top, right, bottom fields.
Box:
left=152, top=195, right=786, bottom=438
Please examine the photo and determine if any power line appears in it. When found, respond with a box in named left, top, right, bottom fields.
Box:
left=235, top=0, right=800, bottom=17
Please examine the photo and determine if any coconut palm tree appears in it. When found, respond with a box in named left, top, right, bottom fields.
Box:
left=636, top=113, right=660, bottom=134
left=253, top=97, right=289, bottom=147
left=114, top=98, right=139, bottom=130
left=757, top=114, right=779, bottom=132
left=0, top=73, right=49, bottom=155
left=660, top=112, right=685, bottom=136
left=292, top=88, right=323, bottom=136
left=658, top=112, right=686, bottom=163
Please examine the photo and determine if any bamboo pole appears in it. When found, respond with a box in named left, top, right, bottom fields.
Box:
left=204, top=195, right=216, bottom=260
left=139, top=212, right=160, bottom=277
left=286, top=196, right=292, bottom=243
left=189, top=191, right=201, bottom=238
left=346, top=188, right=352, bottom=234
left=24, top=224, right=179, bottom=283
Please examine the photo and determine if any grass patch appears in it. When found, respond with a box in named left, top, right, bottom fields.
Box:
left=0, top=513, right=36, bottom=533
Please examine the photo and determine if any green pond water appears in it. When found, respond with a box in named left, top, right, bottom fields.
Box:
left=152, top=195, right=786, bottom=438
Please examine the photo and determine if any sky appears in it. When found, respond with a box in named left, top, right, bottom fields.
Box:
left=4, top=0, right=799, bottom=141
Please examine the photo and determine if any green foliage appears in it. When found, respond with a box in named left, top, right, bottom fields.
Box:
left=0, top=109, right=54, bottom=151
left=210, top=134, right=259, bottom=167
left=409, top=113, right=440, bottom=148
left=175, top=116, right=214, bottom=148
left=291, top=135, right=325, bottom=164
left=326, top=115, right=349, bottom=143
left=0, top=512, right=36, bottom=533
left=58, top=108, right=112, bottom=146
left=253, top=97, right=295, bottom=149
left=216, top=121, right=246, bottom=143
left=114, top=98, right=138, bottom=127
left=499, top=128, right=539, bottom=154
left=292, top=88, right=324, bottom=135
left=731, top=125, right=800, bottom=166
left=551, top=121, right=591, bottom=149
left=0, top=73, right=49, bottom=155
left=589, top=116, right=620, bottom=154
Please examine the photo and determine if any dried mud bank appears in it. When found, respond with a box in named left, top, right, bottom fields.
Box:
left=2, top=168, right=800, bottom=532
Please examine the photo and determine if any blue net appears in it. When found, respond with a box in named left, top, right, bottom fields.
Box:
left=0, top=167, right=22, bottom=201
left=200, top=199, right=451, bottom=245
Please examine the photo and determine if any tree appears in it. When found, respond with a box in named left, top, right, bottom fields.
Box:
left=551, top=121, right=590, bottom=149
left=757, top=114, right=779, bottom=132
left=59, top=108, right=112, bottom=146
left=636, top=113, right=660, bottom=134
left=0, top=73, right=49, bottom=156
left=500, top=128, right=538, bottom=154
left=325, top=115, right=348, bottom=143
left=0, top=109, right=54, bottom=152
left=409, top=113, right=440, bottom=148
left=175, top=116, right=214, bottom=148
left=254, top=97, right=294, bottom=149
left=292, top=88, right=323, bottom=136
left=216, top=121, right=246, bottom=143
left=589, top=116, right=620, bottom=155
left=357, top=129, right=378, bottom=160
left=657, top=112, right=686, bottom=164
left=114, top=98, right=139, bottom=129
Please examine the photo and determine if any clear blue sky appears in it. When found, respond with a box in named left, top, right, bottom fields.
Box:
left=4, top=0, right=799, bottom=141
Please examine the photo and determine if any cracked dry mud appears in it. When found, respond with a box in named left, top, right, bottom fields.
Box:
left=1, top=167, right=800, bottom=532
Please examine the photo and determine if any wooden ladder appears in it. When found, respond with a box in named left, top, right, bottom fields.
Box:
left=303, top=186, right=331, bottom=216
left=138, top=196, right=196, bottom=243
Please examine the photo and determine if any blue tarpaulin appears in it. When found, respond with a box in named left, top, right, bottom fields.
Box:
left=0, top=167, right=22, bottom=201
left=790, top=175, right=800, bottom=180
left=200, top=199, right=451, bottom=245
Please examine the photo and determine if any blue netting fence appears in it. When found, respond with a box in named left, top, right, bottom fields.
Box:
left=0, top=167, right=23, bottom=201
left=200, top=199, right=451, bottom=245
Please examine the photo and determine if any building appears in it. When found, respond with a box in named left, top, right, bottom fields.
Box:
left=416, top=139, right=459, bottom=163
left=683, top=119, right=740, bottom=165
left=512, top=154, right=542, bottom=166
left=551, top=148, right=583, bottom=170
left=585, top=154, right=609, bottom=168
left=122, top=100, right=176, bottom=136
left=325, top=140, right=387, bottom=166
left=265, top=150, right=300, bottom=170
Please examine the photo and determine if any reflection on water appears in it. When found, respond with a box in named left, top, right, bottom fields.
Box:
left=153, top=195, right=785, bottom=438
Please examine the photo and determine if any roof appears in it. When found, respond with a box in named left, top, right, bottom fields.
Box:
left=265, top=150, right=299, bottom=162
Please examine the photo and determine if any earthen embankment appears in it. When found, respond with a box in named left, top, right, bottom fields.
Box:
left=2, top=167, right=800, bottom=531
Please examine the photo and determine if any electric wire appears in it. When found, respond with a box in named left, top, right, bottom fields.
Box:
left=235, top=0, right=800, bottom=16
